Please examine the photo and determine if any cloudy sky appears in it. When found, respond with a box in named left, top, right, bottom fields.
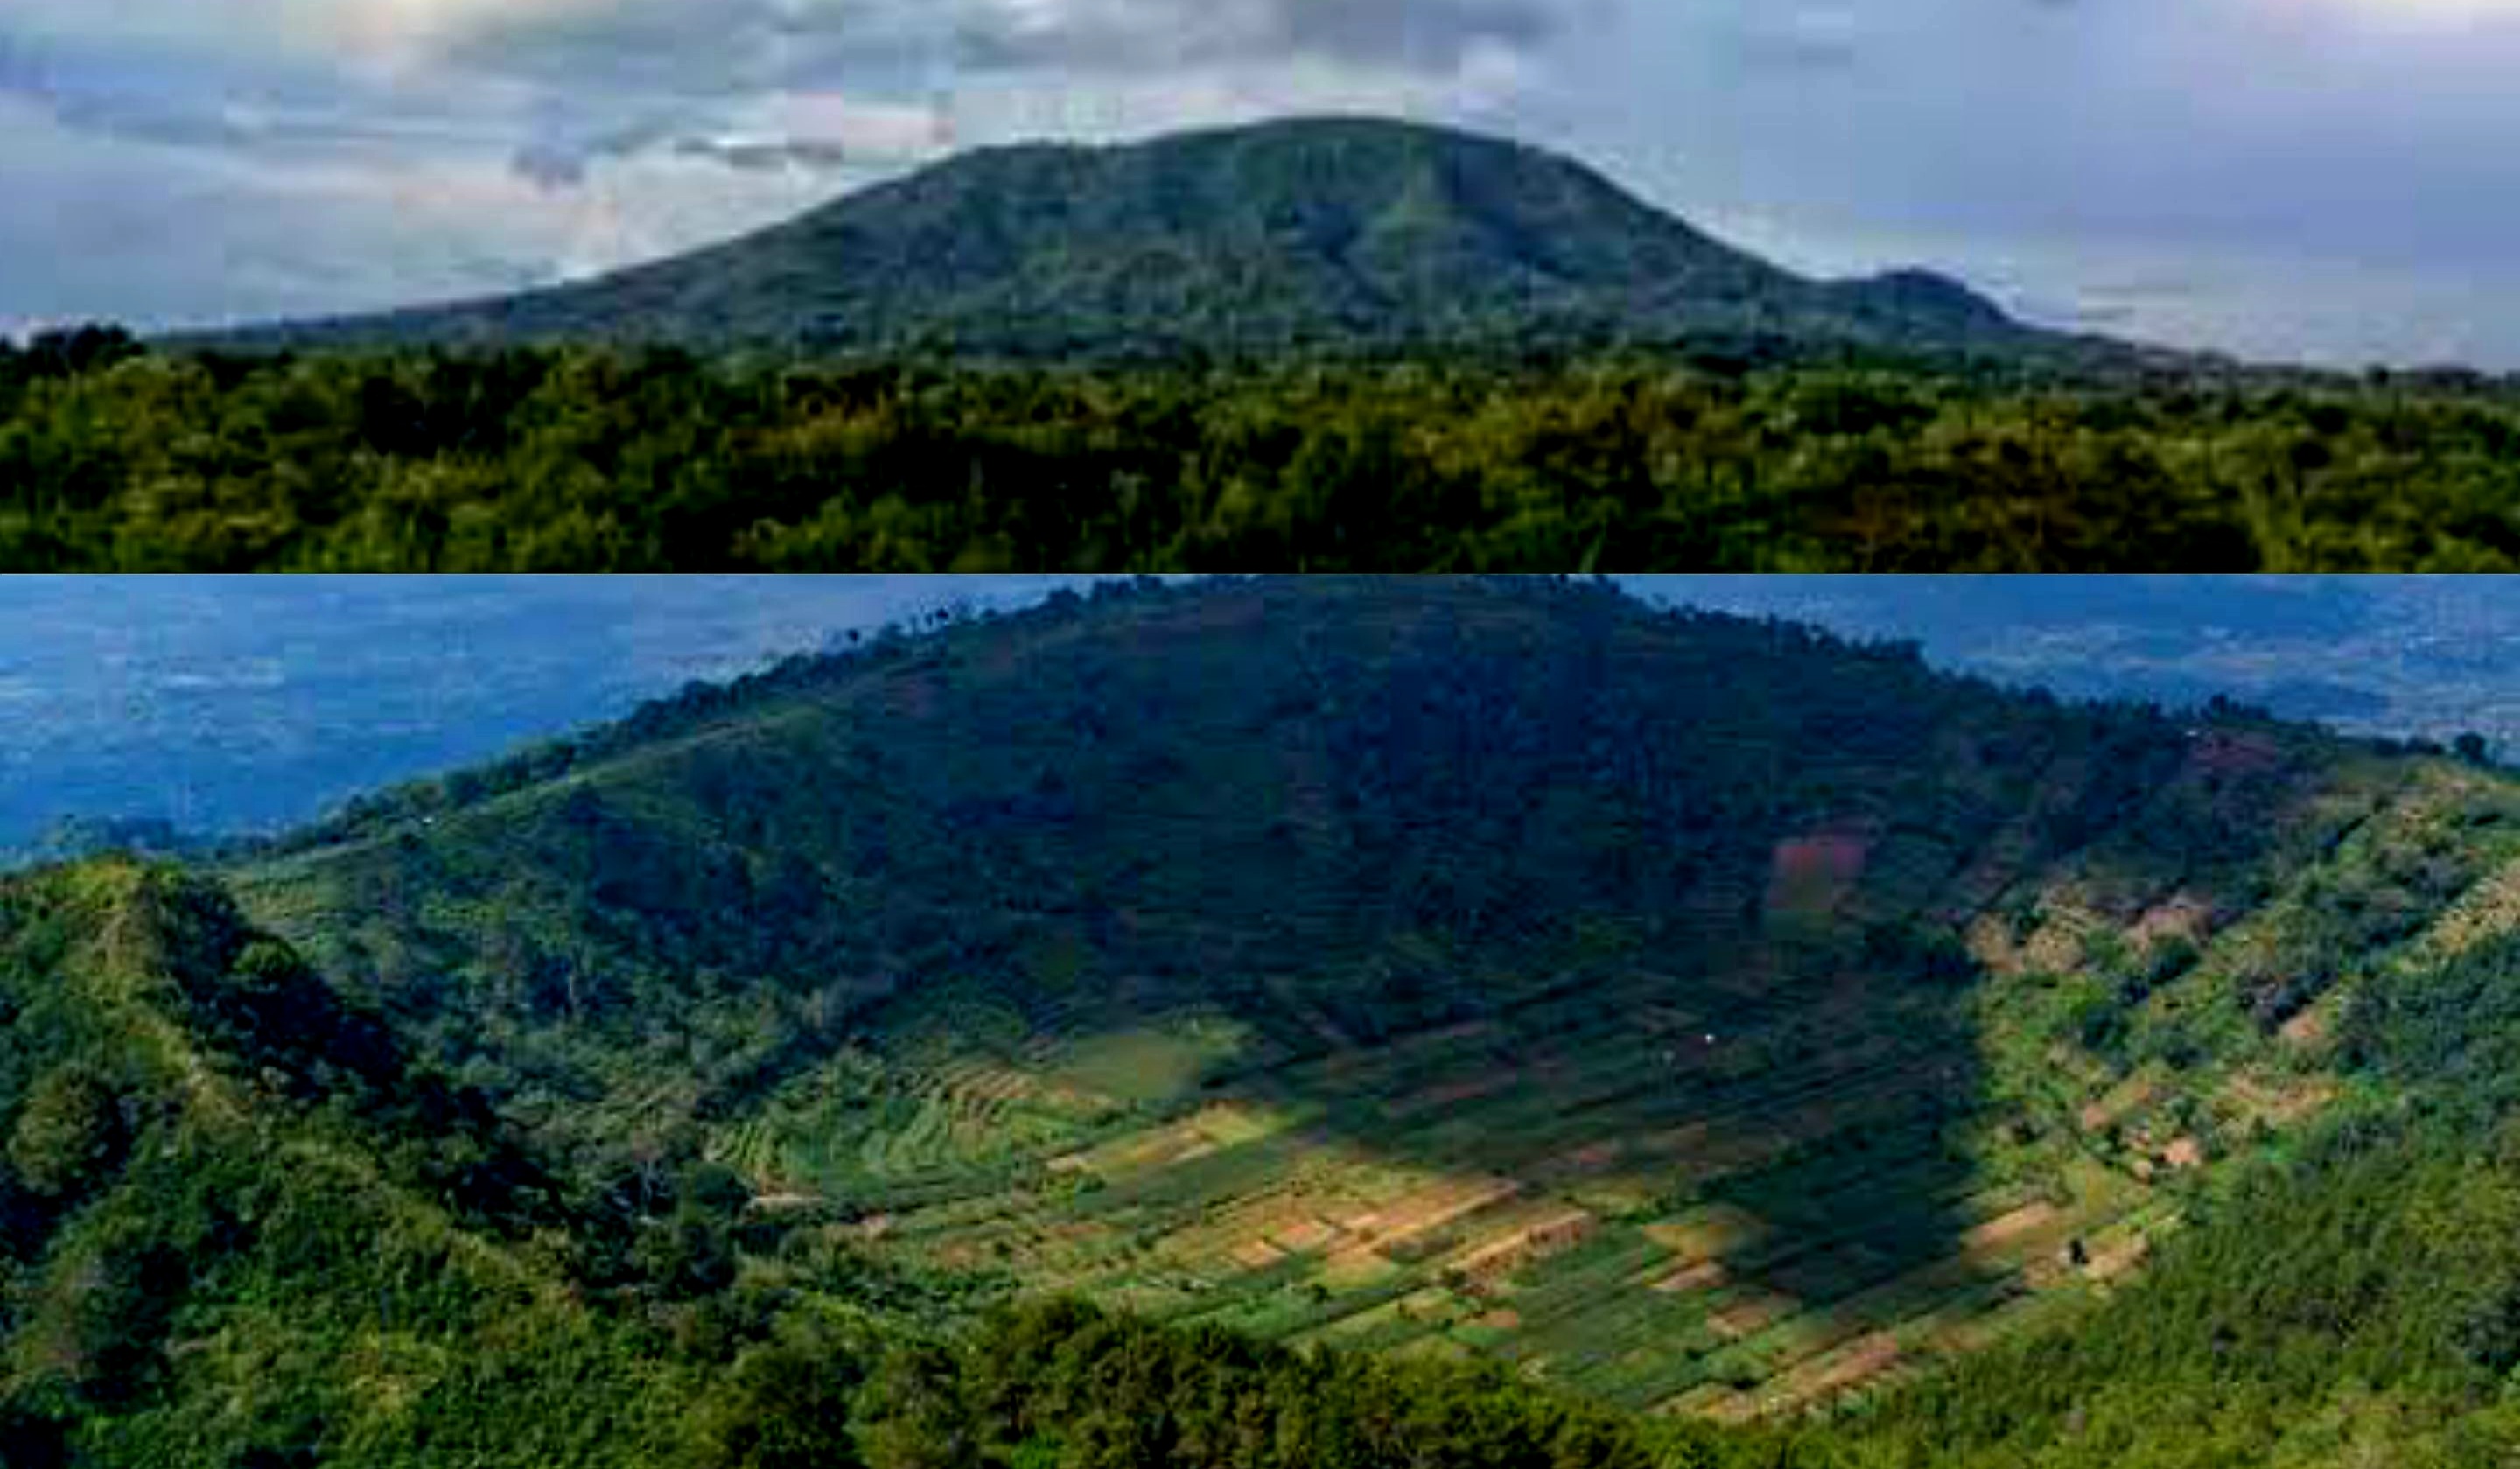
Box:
left=4, top=0, right=2518, bottom=367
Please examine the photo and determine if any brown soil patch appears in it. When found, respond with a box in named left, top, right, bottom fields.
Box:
left=1651, top=1259, right=1730, bottom=1295
left=1708, top=1291, right=1797, bottom=1340
left=1474, top=1308, right=1522, bottom=1331
left=1645, top=1206, right=1763, bottom=1260
left=2278, top=1005, right=2333, bottom=1048
left=1230, top=1239, right=1289, bottom=1270
left=2078, top=1074, right=2160, bottom=1134
left=1447, top=1207, right=1597, bottom=1281
left=1768, top=833, right=1872, bottom=918
left=1334, top=1175, right=1522, bottom=1254
left=2162, top=1137, right=2205, bottom=1169
left=1272, top=1217, right=1341, bottom=1253
left=2084, top=1235, right=2151, bottom=1282
left=2132, top=893, right=2214, bottom=947
left=1962, top=1201, right=2062, bottom=1254
left=2222, top=1070, right=2335, bottom=1127
left=1774, top=1330, right=1905, bottom=1408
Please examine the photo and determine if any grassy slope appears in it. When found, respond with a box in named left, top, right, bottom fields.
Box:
left=227, top=577, right=2520, bottom=1420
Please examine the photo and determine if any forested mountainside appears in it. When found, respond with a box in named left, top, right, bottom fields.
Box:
left=187, top=576, right=2520, bottom=1466
left=176, top=117, right=2076, bottom=366
left=0, top=854, right=1774, bottom=1469
left=17, top=576, right=2520, bottom=1465
left=10, top=336, right=2520, bottom=571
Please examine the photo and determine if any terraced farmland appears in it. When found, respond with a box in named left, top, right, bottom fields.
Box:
left=701, top=749, right=2520, bottom=1417
left=228, top=577, right=2520, bottom=1423
left=718, top=951, right=2139, bottom=1415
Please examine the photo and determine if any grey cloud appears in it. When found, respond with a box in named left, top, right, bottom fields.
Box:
left=0, top=27, right=254, bottom=149
left=948, top=0, right=1561, bottom=73
left=509, top=116, right=872, bottom=188
left=508, top=116, right=678, bottom=189
left=458, top=0, right=1561, bottom=96
left=452, top=0, right=939, bottom=99
left=673, top=136, right=856, bottom=171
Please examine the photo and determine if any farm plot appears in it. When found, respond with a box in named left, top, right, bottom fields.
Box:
left=740, top=948, right=2206, bottom=1419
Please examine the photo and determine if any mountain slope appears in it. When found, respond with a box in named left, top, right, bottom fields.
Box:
left=226, top=576, right=2520, bottom=1419
left=0, top=861, right=725, bottom=1467
left=186, top=116, right=2090, bottom=363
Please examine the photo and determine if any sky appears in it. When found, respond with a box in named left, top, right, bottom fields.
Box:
left=3, top=0, right=2519, bottom=367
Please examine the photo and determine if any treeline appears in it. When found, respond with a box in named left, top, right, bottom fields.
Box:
left=8, top=332, right=2520, bottom=568
left=780, top=1297, right=1814, bottom=1469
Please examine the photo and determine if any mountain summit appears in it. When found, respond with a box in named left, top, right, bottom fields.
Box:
left=196, top=115, right=2064, bottom=360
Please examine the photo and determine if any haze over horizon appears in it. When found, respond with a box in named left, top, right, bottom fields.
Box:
left=8, top=575, right=2520, bottom=859
left=4, top=1, right=2520, bottom=369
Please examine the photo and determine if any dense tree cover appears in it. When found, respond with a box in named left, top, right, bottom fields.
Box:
left=7, top=336, right=2520, bottom=569
left=231, top=577, right=2336, bottom=1179
left=835, top=1298, right=1810, bottom=1469
left=182, top=116, right=2062, bottom=366
left=1836, top=1114, right=2520, bottom=1469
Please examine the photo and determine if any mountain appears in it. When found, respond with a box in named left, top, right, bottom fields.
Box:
left=183, top=116, right=2098, bottom=364
left=220, top=575, right=2520, bottom=1439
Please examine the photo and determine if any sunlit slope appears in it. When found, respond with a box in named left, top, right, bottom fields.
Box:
left=231, top=576, right=2520, bottom=1415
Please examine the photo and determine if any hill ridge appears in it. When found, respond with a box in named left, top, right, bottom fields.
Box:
left=177, top=115, right=2083, bottom=363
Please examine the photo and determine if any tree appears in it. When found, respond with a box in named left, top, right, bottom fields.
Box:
left=7, top=1065, right=128, bottom=1200
left=855, top=1342, right=979, bottom=1469
left=682, top=1324, right=869, bottom=1469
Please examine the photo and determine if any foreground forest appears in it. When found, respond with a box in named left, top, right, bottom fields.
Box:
left=7, top=330, right=2520, bottom=570
left=15, top=577, right=2520, bottom=1466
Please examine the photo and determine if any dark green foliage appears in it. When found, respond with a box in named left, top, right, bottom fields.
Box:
left=1841, top=1116, right=2520, bottom=1469
left=237, top=577, right=2318, bottom=1202
left=4, top=335, right=2519, bottom=569
left=845, top=1299, right=1785, bottom=1469
left=182, top=118, right=2062, bottom=367
left=2344, top=926, right=2520, bottom=1120
left=6, top=1065, right=129, bottom=1202
left=682, top=1316, right=874, bottom=1469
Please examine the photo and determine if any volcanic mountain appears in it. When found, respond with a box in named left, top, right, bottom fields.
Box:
left=221, top=576, right=2520, bottom=1431
left=188, top=115, right=2097, bottom=362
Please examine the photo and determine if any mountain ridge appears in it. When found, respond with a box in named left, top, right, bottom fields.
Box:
left=176, top=115, right=2115, bottom=364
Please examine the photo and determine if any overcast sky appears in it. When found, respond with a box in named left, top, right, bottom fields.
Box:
left=4, top=0, right=2519, bottom=367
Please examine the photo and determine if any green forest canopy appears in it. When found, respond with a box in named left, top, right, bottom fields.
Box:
left=8, top=328, right=2520, bottom=570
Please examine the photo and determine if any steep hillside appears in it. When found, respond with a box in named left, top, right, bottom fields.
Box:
left=228, top=576, right=2520, bottom=1420
left=184, top=116, right=2097, bottom=364
left=0, top=861, right=704, bottom=1466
